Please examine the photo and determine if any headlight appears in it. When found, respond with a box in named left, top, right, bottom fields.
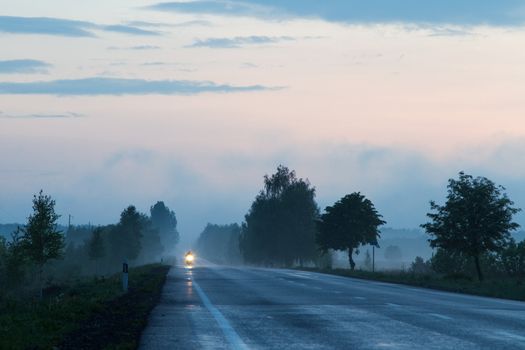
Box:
left=185, top=254, right=195, bottom=263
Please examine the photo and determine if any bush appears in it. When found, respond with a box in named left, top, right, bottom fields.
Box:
left=498, top=240, right=525, bottom=278
left=410, top=256, right=432, bottom=274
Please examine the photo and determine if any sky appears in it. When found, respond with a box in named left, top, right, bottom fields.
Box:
left=2, top=0, right=525, bottom=245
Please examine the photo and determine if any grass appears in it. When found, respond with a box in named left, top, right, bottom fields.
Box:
left=298, top=267, right=525, bottom=302
left=0, top=264, right=170, bottom=350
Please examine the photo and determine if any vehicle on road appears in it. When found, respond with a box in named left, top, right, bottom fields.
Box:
left=184, top=251, right=195, bottom=267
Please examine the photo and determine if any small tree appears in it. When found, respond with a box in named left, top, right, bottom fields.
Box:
left=109, top=206, right=143, bottom=263
left=499, top=240, right=525, bottom=278
left=384, top=245, right=402, bottom=261
left=5, top=227, right=27, bottom=287
left=410, top=256, right=431, bottom=275
left=21, top=191, right=64, bottom=296
left=317, top=192, right=386, bottom=270
left=422, top=172, right=520, bottom=281
left=88, top=228, right=105, bottom=275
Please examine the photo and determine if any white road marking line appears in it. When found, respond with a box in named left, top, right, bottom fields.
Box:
left=192, top=278, right=249, bottom=350
left=386, top=303, right=401, bottom=307
left=428, top=313, right=452, bottom=320
left=353, top=296, right=366, bottom=300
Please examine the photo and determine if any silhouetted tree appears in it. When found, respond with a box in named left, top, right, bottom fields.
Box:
left=196, top=223, right=241, bottom=264
left=410, top=256, right=431, bottom=274
left=317, top=192, right=385, bottom=270
left=88, top=228, right=105, bottom=275
left=422, top=172, right=520, bottom=281
left=139, top=215, right=164, bottom=263
left=384, top=245, right=402, bottom=261
left=109, top=206, right=143, bottom=262
left=430, top=248, right=470, bottom=276
left=240, top=166, right=319, bottom=266
left=150, top=201, right=179, bottom=253
left=499, top=239, right=525, bottom=278
left=21, top=191, right=64, bottom=296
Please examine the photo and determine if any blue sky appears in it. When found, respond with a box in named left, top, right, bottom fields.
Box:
left=150, top=0, right=525, bottom=26
left=1, top=0, right=525, bottom=245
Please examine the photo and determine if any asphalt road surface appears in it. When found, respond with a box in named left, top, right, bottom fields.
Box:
left=139, top=263, right=525, bottom=349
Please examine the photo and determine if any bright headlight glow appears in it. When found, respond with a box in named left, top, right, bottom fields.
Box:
left=185, top=254, right=195, bottom=263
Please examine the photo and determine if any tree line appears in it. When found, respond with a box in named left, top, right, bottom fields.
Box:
left=195, top=223, right=242, bottom=264
left=196, top=166, right=525, bottom=282
left=0, top=195, right=179, bottom=297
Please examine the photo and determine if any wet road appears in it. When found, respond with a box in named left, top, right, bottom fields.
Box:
left=139, top=264, right=525, bottom=349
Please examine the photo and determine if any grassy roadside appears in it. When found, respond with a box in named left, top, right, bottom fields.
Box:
left=0, top=263, right=170, bottom=350
left=298, top=268, right=525, bottom=302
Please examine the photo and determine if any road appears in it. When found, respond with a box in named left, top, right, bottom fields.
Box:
left=139, top=263, right=525, bottom=349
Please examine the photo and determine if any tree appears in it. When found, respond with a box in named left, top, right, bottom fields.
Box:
left=384, top=245, right=402, bottom=261
left=150, top=201, right=179, bottom=253
left=240, top=166, right=319, bottom=266
left=6, top=227, right=27, bottom=287
left=139, top=215, right=164, bottom=263
left=196, top=223, right=242, bottom=264
left=499, top=240, right=525, bottom=278
left=317, top=192, right=385, bottom=270
left=410, top=256, right=432, bottom=275
left=88, top=228, right=105, bottom=275
left=422, top=172, right=520, bottom=281
left=109, top=206, right=143, bottom=262
left=21, top=191, right=64, bottom=296
left=430, top=248, right=470, bottom=276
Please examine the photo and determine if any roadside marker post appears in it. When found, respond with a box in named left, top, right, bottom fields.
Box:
left=122, top=260, right=129, bottom=292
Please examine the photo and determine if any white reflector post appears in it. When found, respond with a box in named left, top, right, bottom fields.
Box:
left=122, top=260, right=129, bottom=292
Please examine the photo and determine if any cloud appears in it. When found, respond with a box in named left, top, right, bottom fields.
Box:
left=126, top=19, right=213, bottom=27
left=188, top=35, right=295, bottom=48
left=0, top=16, right=160, bottom=37
left=107, top=45, right=161, bottom=50
left=426, top=27, right=478, bottom=37
left=149, top=0, right=525, bottom=27
left=0, top=111, right=84, bottom=119
left=149, top=1, right=272, bottom=19
left=0, top=77, right=277, bottom=96
left=173, top=20, right=214, bottom=27
left=101, top=24, right=159, bottom=36
left=0, top=59, right=51, bottom=74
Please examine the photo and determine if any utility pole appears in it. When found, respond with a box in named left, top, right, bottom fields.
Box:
left=372, top=245, right=375, bottom=273
left=68, top=214, right=73, bottom=230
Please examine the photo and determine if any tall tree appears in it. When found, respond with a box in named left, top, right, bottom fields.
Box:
left=139, top=215, right=164, bottom=263
left=150, top=201, right=179, bottom=253
left=196, top=223, right=242, bottom=264
left=421, top=172, right=520, bottom=281
left=317, top=192, right=385, bottom=270
left=21, top=190, right=64, bottom=296
left=240, top=165, right=319, bottom=266
left=109, top=206, right=143, bottom=262
left=88, top=228, right=105, bottom=275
